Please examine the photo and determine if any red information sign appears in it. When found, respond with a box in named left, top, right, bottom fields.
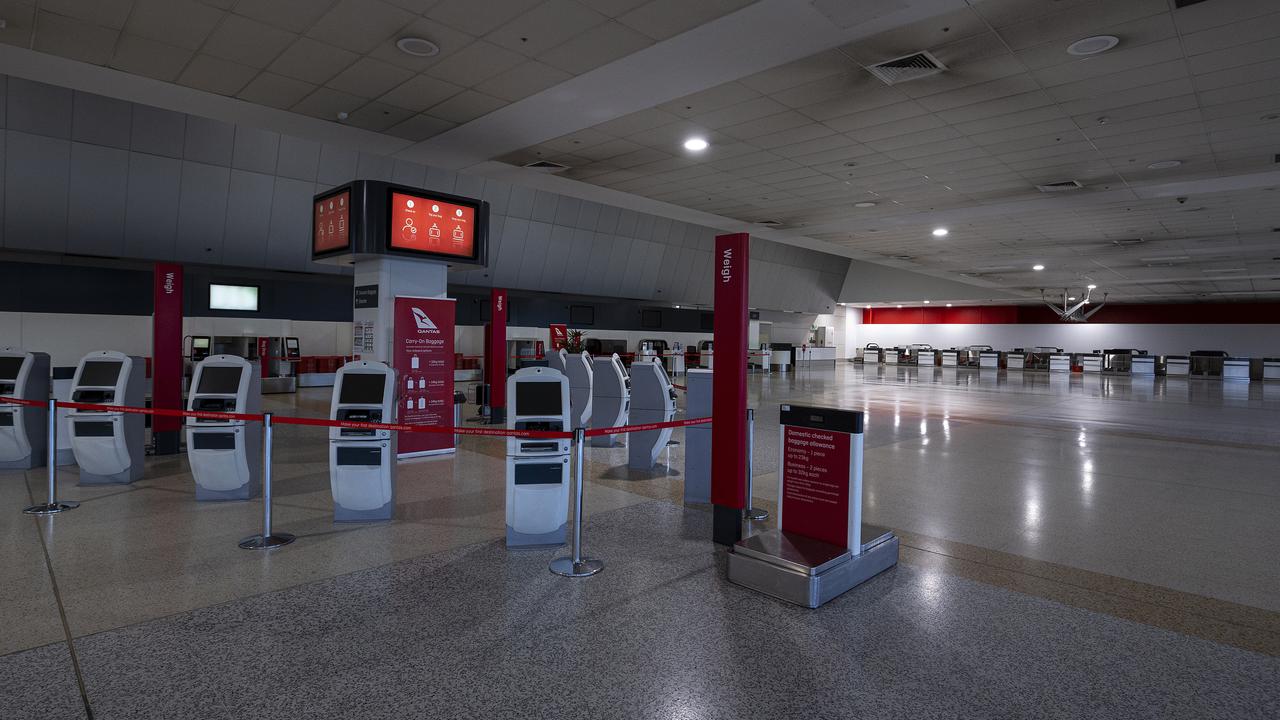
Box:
left=389, top=191, right=475, bottom=259
left=314, top=190, right=350, bottom=254
left=392, top=297, right=456, bottom=457
left=549, top=324, right=568, bottom=351
left=780, top=425, right=854, bottom=548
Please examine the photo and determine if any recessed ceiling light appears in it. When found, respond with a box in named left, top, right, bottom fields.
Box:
left=946, top=303, right=952, bottom=307
left=396, top=37, right=440, bottom=57
left=896, top=304, right=903, bottom=308
left=1087, top=284, right=1097, bottom=290
left=843, top=161, right=859, bottom=167
left=924, top=300, right=930, bottom=304
left=854, top=201, right=877, bottom=208
left=1147, top=160, right=1182, bottom=169
left=1033, top=264, right=1045, bottom=271
left=1067, top=35, right=1119, bottom=56
left=1068, top=296, right=1077, bottom=301
left=932, top=227, right=948, bottom=237
left=336, top=111, right=349, bottom=121
left=683, top=137, right=709, bottom=152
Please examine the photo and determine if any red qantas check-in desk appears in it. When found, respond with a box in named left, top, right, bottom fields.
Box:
left=728, top=404, right=898, bottom=608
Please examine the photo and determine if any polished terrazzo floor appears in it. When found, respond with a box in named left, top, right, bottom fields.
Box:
left=2, top=363, right=1278, bottom=718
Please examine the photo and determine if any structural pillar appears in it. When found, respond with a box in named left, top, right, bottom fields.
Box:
left=152, top=263, right=183, bottom=455
left=712, top=233, right=749, bottom=545
left=486, top=288, right=508, bottom=424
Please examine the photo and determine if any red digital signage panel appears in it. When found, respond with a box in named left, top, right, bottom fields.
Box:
left=313, top=190, right=351, bottom=255
left=389, top=191, right=477, bottom=260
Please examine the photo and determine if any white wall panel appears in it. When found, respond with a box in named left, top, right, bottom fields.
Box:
left=852, top=323, right=1280, bottom=358
left=71, top=92, right=132, bottom=149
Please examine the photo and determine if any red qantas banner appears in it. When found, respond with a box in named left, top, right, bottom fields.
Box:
left=712, top=233, right=749, bottom=509
left=257, top=337, right=270, bottom=380
left=393, top=297, right=456, bottom=456
left=152, top=263, right=183, bottom=443
left=549, top=323, right=568, bottom=351
left=487, top=289, right=508, bottom=420
left=780, top=426, right=853, bottom=547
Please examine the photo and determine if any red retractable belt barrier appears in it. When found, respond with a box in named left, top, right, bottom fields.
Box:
left=582, top=416, right=711, bottom=438
left=0, top=397, right=46, bottom=408
left=57, top=400, right=265, bottom=423
left=270, top=414, right=571, bottom=439
left=671, top=383, right=687, bottom=391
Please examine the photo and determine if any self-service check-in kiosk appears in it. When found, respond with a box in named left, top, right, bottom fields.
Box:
left=186, top=355, right=261, bottom=501
left=547, top=348, right=567, bottom=375
left=68, top=351, right=145, bottom=484
left=627, top=360, right=677, bottom=470
left=565, top=351, right=593, bottom=430
left=729, top=404, right=898, bottom=608
left=590, top=353, right=629, bottom=448
left=506, top=367, right=570, bottom=547
left=0, top=349, right=50, bottom=470
left=329, top=361, right=396, bottom=522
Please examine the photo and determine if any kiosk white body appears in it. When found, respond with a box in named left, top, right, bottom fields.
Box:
left=329, top=361, right=397, bottom=522
left=186, top=355, right=262, bottom=501
left=565, top=351, right=593, bottom=430
left=505, top=367, right=570, bottom=547
left=67, top=351, right=145, bottom=484
left=547, top=348, right=567, bottom=375
left=589, top=354, right=629, bottom=448
left=0, top=349, right=50, bottom=469
left=627, top=360, right=677, bottom=469
left=670, top=343, right=686, bottom=375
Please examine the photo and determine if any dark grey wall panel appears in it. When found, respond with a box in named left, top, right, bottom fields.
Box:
left=424, top=166, right=456, bottom=194
left=575, top=200, right=601, bottom=230
left=175, top=162, right=231, bottom=264
left=616, top=208, right=638, bottom=237
left=391, top=158, right=426, bottom=187
left=264, top=177, right=314, bottom=271
left=516, top=221, right=552, bottom=289
left=356, top=151, right=394, bottom=182
left=72, top=92, right=132, bottom=149
left=481, top=178, right=512, bottom=216
left=222, top=170, right=274, bottom=268
left=7, top=79, right=72, bottom=139
left=540, top=224, right=573, bottom=289
left=595, top=205, right=619, bottom=235
left=552, top=195, right=579, bottom=227
left=317, top=144, right=358, bottom=187
left=123, top=153, right=182, bottom=259
left=66, top=142, right=129, bottom=257
left=231, top=126, right=279, bottom=174
left=184, top=116, right=234, bottom=166
left=0, top=76, right=6, bottom=128
left=506, top=184, right=535, bottom=219
left=4, top=131, right=70, bottom=252
left=276, top=135, right=321, bottom=181
left=131, top=105, right=186, bottom=158
left=492, top=217, right=528, bottom=288
left=454, top=173, right=485, bottom=201
left=582, top=234, right=613, bottom=296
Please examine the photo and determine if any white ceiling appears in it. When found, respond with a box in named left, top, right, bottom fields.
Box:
left=2, top=0, right=1279, bottom=303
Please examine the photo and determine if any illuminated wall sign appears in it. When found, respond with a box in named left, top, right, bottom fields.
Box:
left=388, top=191, right=478, bottom=261
left=313, top=189, right=351, bottom=256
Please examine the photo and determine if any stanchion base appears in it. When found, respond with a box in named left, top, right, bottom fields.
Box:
left=23, top=501, right=80, bottom=515
left=238, top=533, right=296, bottom=550
left=745, top=507, right=769, bottom=521
left=549, top=556, right=603, bottom=577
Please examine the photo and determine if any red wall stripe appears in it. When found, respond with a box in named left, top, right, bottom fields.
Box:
left=865, top=302, right=1280, bottom=325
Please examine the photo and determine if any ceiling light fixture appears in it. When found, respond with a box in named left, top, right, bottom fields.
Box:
left=683, top=137, right=709, bottom=152
left=932, top=227, right=948, bottom=237
left=1068, top=296, right=1076, bottom=301
left=897, top=304, right=903, bottom=308
left=924, top=300, right=931, bottom=304
left=946, top=303, right=952, bottom=307
left=1067, top=35, right=1119, bottom=56
left=396, top=37, right=440, bottom=57
left=1087, top=284, right=1097, bottom=290
left=854, top=201, right=877, bottom=208
left=1147, top=160, right=1182, bottom=169
left=1033, top=264, right=1045, bottom=271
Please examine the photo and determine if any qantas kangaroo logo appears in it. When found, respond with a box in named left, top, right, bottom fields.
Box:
left=411, top=307, right=438, bottom=332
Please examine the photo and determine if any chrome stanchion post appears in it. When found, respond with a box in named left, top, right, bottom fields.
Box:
left=744, top=408, right=768, bottom=521
left=239, top=413, right=295, bottom=549
left=550, top=428, right=603, bottom=577
left=24, top=399, right=79, bottom=515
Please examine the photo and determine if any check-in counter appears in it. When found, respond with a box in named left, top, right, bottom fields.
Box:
left=1049, top=353, right=1074, bottom=373
left=1080, top=354, right=1104, bottom=373
left=1103, top=349, right=1143, bottom=374
left=1265, top=358, right=1280, bottom=380
left=979, top=351, right=1004, bottom=369
left=1131, top=356, right=1157, bottom=375
left=1007, top=351, right=1027, bottom=370
left=965, top=345, right=992, bottom=367
left=883, top=347, right=903, bottom=365
left=1223, top=357, right=1251, bottom=380
left=1166, top=355, right=1191, bottom=376
left=916, top=349, right=939, bottom=367
left=861, top=344, right=882, bottom=364
left=941, top=349, right=963, bottom=367
left=797, top=347, right=838, bottom=365
left=1190, top=350, right=1228, bottom=377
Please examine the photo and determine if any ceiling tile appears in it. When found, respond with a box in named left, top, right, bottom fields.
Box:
left=326, top=57, right=415, bottom=99
left=178, top=54, right=259, bottom=96
left=34, top=10, right=119, bottom=65
left=489, top=0, right=609, bottom=57
left=202, top=12, right=297, bottom=68
left=344, top=101, right=416, bottom=132
left=426, top=89, right=507, bottom=123
left=577, top=0, right=649, bottom=17
left=386, top=113, right=457, bottom=141
left=619, top=0, right=755, bottom=41
left=594, top=107, right=682, bottom=136
left=291, top=86, right=367, bottom=121
left=269, top=38, right=359, bottom=86
left=125, top=0, right=224, bottom=50
left=841, top=6, right=990, bottom=64
left=231, top=0, right=334, bottom=34
left=110, top=34, right=195, bottom=82
left=475, top=61, right=572, bottom=102
left=538, top=20, right=653, bottom=75
left=237, top=72, right=317, bottom=109
left=380, top=74, right=465, bottom=113
left=422, top=40, right=525, bottom=86
left=41, top=0, right=132, bottom=29
left=739, top=49, right=857, bottom=95
left=426, top=0, right=543, bottom=37
left=307, top=0, right=415, bottom=54
left=0, top=1, right=36, bottom=48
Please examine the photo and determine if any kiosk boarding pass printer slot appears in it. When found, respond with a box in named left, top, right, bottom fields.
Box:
left=565, top=351, right=593, bottom=430
left=0, top=349, right=50, bottom=470
left=506, top=367, right=570, bottom=547
left=186, top=355, right=261, bottom=501
left=628, top=360, right=677, bottom=470
left=329, top=361, right=396, bottom=522
left=590, top=353, right=630, bottom=448
left=68, top=351, right=145, bottom=484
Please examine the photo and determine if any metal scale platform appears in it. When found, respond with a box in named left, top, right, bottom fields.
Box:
left=728, top=524, right=899, bottom=608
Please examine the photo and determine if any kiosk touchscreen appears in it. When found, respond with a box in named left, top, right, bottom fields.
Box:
left=627, top=360, right=677, bottom=470
left=186, top=356, right=261, bottom=501
left=565, top=351, right=593, bottom=430
left=67, top=351, right=145, bottom=484
left=589, top=353, right=629, bottom=448
left=0, top=349, right=50, bottom=469
left=506, top=367, right=570, bottom=547
left=329, top=361, right=397, bottom=522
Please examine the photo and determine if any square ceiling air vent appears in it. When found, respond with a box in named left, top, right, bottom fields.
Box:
left=867, top=51, right=946, bottom=85
left=523, top=160, right=569, bottom=172
left=1036, top=180, right=1084, bottom=192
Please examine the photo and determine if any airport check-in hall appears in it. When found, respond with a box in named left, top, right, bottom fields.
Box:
left=2, top=0, right=1280, bottom=717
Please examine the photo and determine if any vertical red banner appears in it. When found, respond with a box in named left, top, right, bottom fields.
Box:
left=780, top=426, right=852, bottom=547
left=487, top=289, right=508, bottom=423
left=712, top=233, right=749, bottom=512
left=549, top=323, right=568, bottom=350
left=152, top=263, right=183, bottom=454
left=393, top=297, right=455, bottom=456
left=257, top=337, right=270, bottom=379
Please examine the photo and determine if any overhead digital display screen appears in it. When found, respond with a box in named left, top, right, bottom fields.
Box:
left=389, top=191, right=477, bottom=260
left=314, top=190, right=351, bottom=255
left=210, top=284, right=259, bottom=312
